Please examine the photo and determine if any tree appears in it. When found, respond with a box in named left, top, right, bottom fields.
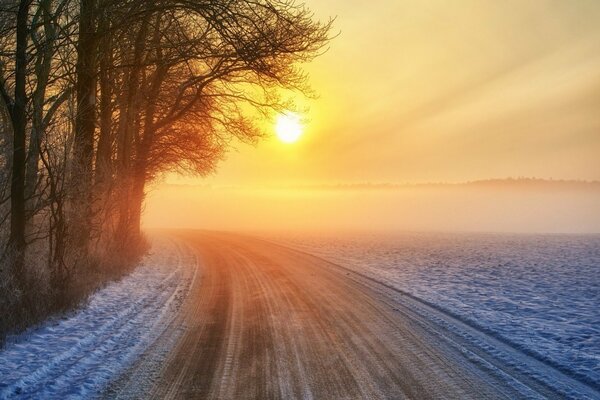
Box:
left=0, top=0, right=333, bottom=337
left=101, top=0, right=332, bottom=241
left=71, top=0, right=96, bottom=249
left=0, top=0, right=33, bottom=286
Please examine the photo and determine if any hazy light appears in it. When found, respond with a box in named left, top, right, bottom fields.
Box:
left=275, top=113, right=303, bottom=143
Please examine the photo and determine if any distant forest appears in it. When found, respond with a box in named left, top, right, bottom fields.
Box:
left=228, top=178, right=600, bottom=191
left=0, top=0, right=331, bottom=338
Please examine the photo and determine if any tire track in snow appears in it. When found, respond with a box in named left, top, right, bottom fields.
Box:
left=0, top=238, right=195, bottom=400
left=112, top=231, right=526, bottom=399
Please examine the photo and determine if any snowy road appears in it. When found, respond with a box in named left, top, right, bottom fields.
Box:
left=0, top=238, right=196, bottom=399
left=107, top=231, right=599, bottom=399
left=1, top=231, right=598, bottom=399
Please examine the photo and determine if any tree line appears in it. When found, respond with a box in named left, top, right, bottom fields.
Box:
left=0, top=0, right=331, bottom=336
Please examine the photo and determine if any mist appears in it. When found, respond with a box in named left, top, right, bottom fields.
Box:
left=143, top=180, right=600, bottom=234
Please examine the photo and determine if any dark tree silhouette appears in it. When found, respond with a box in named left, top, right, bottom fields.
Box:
left=0, top=0, right=333, bottom=337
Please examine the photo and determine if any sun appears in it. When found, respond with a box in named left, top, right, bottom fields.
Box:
left=275, top=113, right=303, bottom=143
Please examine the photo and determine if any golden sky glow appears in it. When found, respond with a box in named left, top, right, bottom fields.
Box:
left=169, top=0, right=600, bottom=188
left=147, top=1, right=600, bottom=232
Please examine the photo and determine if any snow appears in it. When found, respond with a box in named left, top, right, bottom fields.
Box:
left=274, top=232, right=600, bottom=389
left=0, top=238, right=195, bottom=400
left=1, top=231, right=597, bottom=398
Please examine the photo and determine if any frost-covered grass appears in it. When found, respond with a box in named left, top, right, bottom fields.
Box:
left=276, top=232, right=600, bottom=388
left=0, top=238, right=193, bottom=400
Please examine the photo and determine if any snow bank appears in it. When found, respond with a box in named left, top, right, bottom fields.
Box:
left=0, top=237, right=195, bottom=400
left=276, top=232, right=600, bottom=389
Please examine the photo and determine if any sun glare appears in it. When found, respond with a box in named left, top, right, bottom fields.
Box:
left=275, top=113, right=303, bottom=143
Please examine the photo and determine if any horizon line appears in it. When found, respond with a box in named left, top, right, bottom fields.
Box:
left=156, top=177, right=600, bottom=191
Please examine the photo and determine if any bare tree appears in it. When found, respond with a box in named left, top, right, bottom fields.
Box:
left=0, top=0, right=333, bottom=338
left=102, top=1, right=332, bottom=241
left=0, top=0, right=33, bottom=286
left=70, top=0, right=95, bottom=250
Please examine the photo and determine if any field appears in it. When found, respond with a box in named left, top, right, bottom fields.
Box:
left=277, top=232, right=600, bottom=387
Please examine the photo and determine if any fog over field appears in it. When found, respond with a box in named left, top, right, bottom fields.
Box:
left=144, top=179, right=600, bottom=234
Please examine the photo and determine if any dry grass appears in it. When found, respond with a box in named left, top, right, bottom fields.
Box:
left=0, top=234, right=149, bottom=345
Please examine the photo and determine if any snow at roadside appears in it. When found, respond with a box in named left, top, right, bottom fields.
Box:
left=0, top=238, right=195, bottom=400
left=275, top=232, right=600, bottom=389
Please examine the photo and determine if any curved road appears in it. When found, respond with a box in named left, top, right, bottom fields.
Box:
left=106, top=231, right=598, bottom=399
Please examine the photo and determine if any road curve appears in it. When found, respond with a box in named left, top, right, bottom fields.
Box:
left=106, top=231, right=579, bottom=399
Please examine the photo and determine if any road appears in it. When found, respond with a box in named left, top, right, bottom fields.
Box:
left=106, top=231, right=597, bottom=399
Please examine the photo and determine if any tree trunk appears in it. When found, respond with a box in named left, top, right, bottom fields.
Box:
left=129, top=170, right=145, bottom=240
left=114, top=19, right=149, bottom=242
left=26, top=0, right=55, bottom=216
left=72, top=0, right=97, bottom=248
left=9, top=0, right=32, bottom=284
left=94, top=7, right=113, bottom=188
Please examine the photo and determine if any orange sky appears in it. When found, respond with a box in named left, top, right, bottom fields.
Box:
left=146, top=1, right=600, bottom=232
left=164, top=0, right=600, bottom=187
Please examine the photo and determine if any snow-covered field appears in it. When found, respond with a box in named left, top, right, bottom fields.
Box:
left=2, top=231, right=598, bottom=398
left=0, top=238, right=195, bottom=400
left=275, top=232, right=600, bottom=388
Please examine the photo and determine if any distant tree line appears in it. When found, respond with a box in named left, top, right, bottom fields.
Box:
left=0, top=0, right=331, bottom=337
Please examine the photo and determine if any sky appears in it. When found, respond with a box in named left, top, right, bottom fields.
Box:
left=168, top=0, right=600, bottom=186
left=145, top=0, right=600, bottom=232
